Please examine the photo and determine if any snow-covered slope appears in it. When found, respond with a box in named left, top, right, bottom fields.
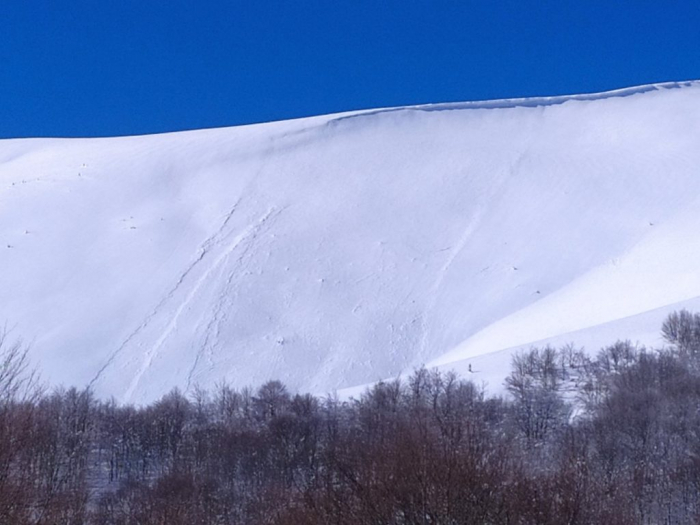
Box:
left=2, top=81, right=700, bottom=403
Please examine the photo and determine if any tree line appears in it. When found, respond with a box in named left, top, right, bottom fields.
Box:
left=2, top=311, right=700, bottom=523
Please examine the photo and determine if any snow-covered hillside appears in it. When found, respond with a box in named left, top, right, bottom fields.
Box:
left=2, top=81, right=700, bottom=403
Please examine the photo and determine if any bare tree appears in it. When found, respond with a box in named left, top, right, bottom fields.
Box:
left=662, top=309, right=700, bottom=357
left=0, top=330, right=41, bottom=403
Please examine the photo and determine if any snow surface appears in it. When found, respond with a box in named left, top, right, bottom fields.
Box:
left=2, top=81, right=700, bottom=403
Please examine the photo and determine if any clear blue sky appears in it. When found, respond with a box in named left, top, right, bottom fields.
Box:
left=1, top=1, right=699, bottom=138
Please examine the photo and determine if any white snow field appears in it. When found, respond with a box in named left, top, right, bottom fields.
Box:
left=2, top=81, right=700, bottom=403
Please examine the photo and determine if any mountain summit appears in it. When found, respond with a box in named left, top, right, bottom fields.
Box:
left=2, top=81, right=700, bottom=403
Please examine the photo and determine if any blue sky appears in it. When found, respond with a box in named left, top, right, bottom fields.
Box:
left=1, top=1, right=699, bottom=138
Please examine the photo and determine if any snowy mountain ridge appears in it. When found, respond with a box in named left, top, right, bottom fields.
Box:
left=2, top=80, right=700, bottom=403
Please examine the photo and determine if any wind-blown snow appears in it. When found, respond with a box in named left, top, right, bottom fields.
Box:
left=2, top=81, right=700, bottom=403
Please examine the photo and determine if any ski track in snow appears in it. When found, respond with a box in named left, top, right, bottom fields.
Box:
left=87, top=197, right=244, bottom=390
left=184, top=206, right=287, bottom=392
left=416, top=149, right=530, bottom=364
left=416, top=201, right=485, bottom=360
left=122, top=207, right=281, bottom=403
